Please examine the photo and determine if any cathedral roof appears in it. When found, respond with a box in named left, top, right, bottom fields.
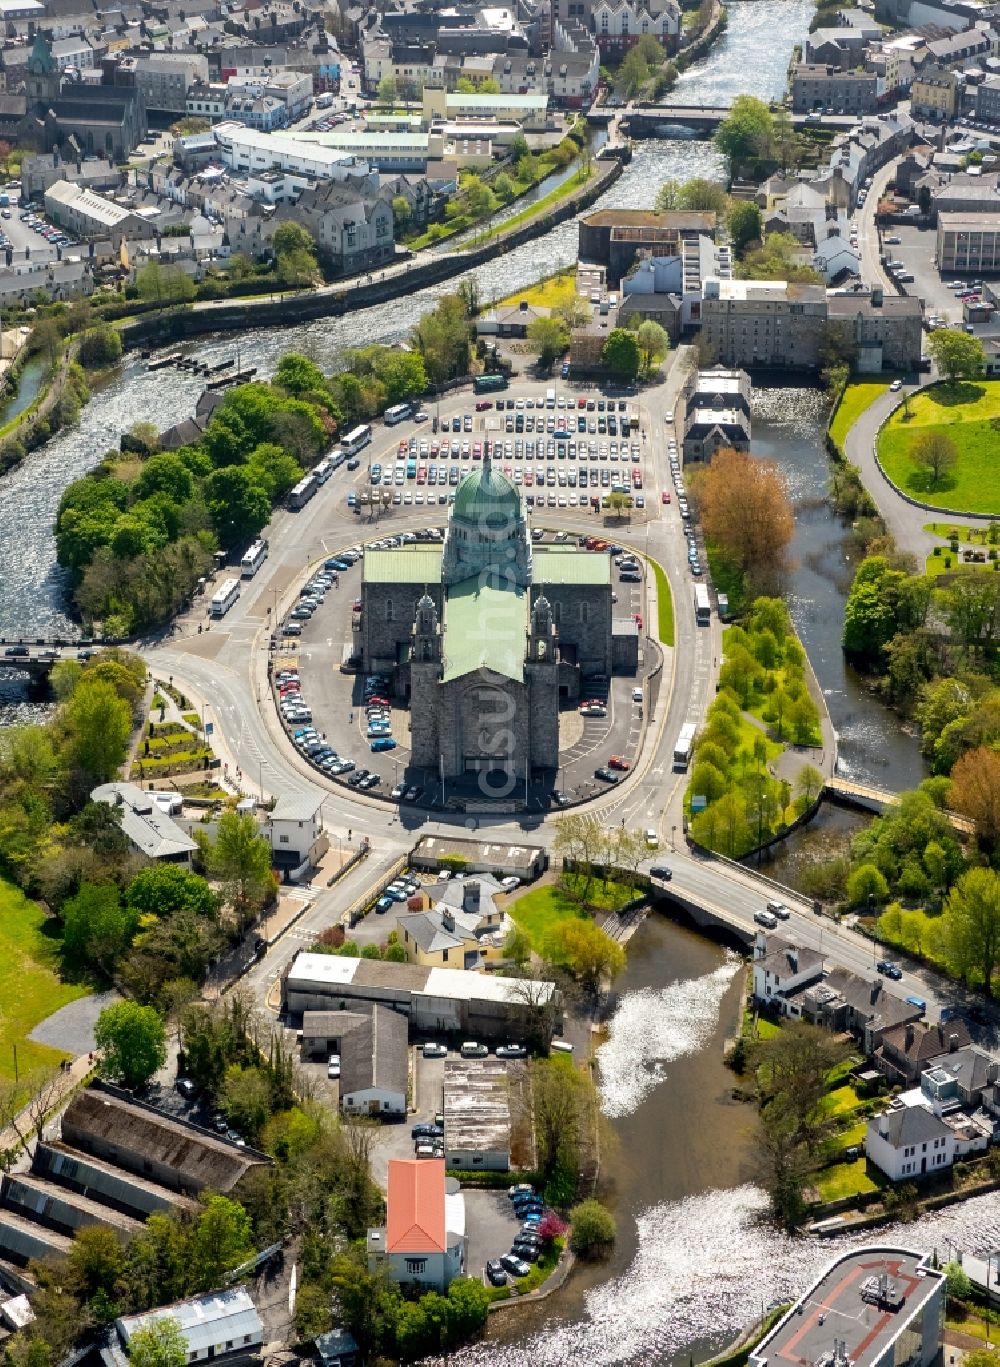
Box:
left=28, top=34, right=56, bottom=76
left=452, top=459, right=521, bottom=527
left=442, top=577, right=525, bottom=684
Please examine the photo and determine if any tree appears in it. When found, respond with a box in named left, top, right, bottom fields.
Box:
left=727, top=199, right=762, bottom=253
left=846, top=863, right=889, bottom=908
left=944, top=1261, right=973, bottom=1301
left=941, top=574, right=1000, bottom=655
left=391, top=194, right=411, bottom=231
left=655, top=178, right=680, bottom=210
left=204, top=810, right=274, bottom=926
left=95, top=1000, right=167, bottom=1088
left=63, top=881, right=138, bottom=973
left=843, top=555, right=931, bottom=664
left=910, top=430, right=957, bottom=490
left=64, top=680, right=131, bottom=787
left=204, top=466, right=270, bottom=549
left=676, top=178, right=729, bottom=215
left=615, top=46, right=651, bottom=98
left=271, top=221, right=318, bottom=287
left=601, top=327, right=640, bottom=379
left=795, top=762, right=824, bottom=807
left=127, top=1319, right=187, bottom=1367
left=691, top=447, right=793, bottom=595
left=543, top=918, right=625, bottom=993
left=715, top=95, right=774, bottom=168
left=949, top=746, right=1000, bottom=849
left=927, top=328, right=985, bottom=381
left=78, top=325, right=123, bottom=370
left=126, top=865, right=218, bottom=920
left=377, top=74, right=398, bottom=105
left=136, top=262, right=195, bottom=304
left=219, top=1064, right=273, bottom=1143
left=531, top=1057, right=591, bottom=1188
left=526, top=316, right=569, bottom=371
left=741, top=231, right=823, bottom=284
left=190, top=1194, right=254, bottom=1290
left=635, top=319, right=670, bottom=375
left=944, top=866, right=1000, bottom=994
left=568, top=1199, right=616, bottom=1259
left=273, top=352, right=326, bottom=397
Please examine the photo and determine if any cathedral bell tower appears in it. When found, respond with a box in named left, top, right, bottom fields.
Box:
left=410, top=591, right=441, bottom=767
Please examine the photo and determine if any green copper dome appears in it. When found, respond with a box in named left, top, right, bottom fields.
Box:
left=452, top=459, right=521, bottom=527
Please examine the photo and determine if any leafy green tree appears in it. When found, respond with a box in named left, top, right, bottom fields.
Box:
left=635, top=319, right=670, bottom=375
left=245, top=443, right=302, bottom=501
left=543, top=917, right=625, bottom=993
left=271, top=222, right=318, bottom=287
left=95, top=1000, right=167, bottom=1088
left=78, top=325, right=123, bottom=370
left=655, top=179, right=680, bottom=211
left=568, top=1199, right=616, bottom=1259
left=219, top=1064, right=273, bottom=1143
left=190, top=1195, right=254, bottom=1291
left=727, top=199, right=763, bottom=253
left=601, top=327, right=640, bottom=379
left=63, top=882, right=138, bottom=973
left=944, top=867, right=1000, bottom=993
left=134, top=453, right=193, bottom=504
left=377, top=74, right=398, bottom=105
left=741, top=230, right=823, bottom=283
left=842, top=556, right=931, bottom=664
left=846, top=862, right=890, bottom=908
left=944, top=1260, right=972, bottom=1300
left=676, top=178, right=729, bottom=214
left=715, top=95, right=774, bottom=167
left=65, top=680, right=131, bottom=786
left=204, top=466, right=270, bottom=549
left=136, top=262, right=195, bottom=304
left=927, top=329, right=985, bottom=382
left=910, top=430, right=958, bottom=489
left=375, top=349, right=427, bottom=403
left=127, top=1319, right=187, bottom=1367
left=527, top=316, right=570, bottom=371
left=204, top=810, right=274, bottom=926
left=274, top=353, right=326, bottom=397
left=615, top=46, right=650, bottom=97
left=126, top=865, right=218, bottom=920
left=390, top=194, right=412, bottom=231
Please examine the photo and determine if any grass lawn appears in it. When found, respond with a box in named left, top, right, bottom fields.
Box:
left=813, top=1157, right=882, bottom=1203
left=0, top=877, right=88, bottom=1081
left=922, top=520, right=1000, bottom=540
left=649, top=558, right=675, bottom=647
left=743, top=1012, right=781, bottom=1041
left=829, top=381, right=890, bottom=455
left=468, top=165, right=593, bottom=247
left=828, top=1120, right=867, bottom=1152
left=509, top=878, right=636, bottom=947
left=820, top=1084, right=862, bottom=1118
left=825, top=1056, right=859, bottom=1088
left=924, top=549, right=1000, bottom=579
left=497, top=269, right=576, bottom=311
left=877, top=380, right=1000, bottom=514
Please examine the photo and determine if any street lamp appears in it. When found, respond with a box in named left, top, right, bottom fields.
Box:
left=671, top=824, right=676, bottom=850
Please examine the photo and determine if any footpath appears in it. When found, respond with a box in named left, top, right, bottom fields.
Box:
left=0, top=1054, right=97, bottom=1163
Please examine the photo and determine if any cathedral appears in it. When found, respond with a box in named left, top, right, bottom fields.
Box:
left=359, top=458, right=615, bottom=783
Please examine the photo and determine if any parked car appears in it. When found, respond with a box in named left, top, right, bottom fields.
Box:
left=877, top=960, right=903, bottom=980
left=327, top=1054, right=341, bottom=1079
left=495, top=1043, right=527, bottom=1059
left=500, top=1254, right=531, bottom=1278
left=485, top=1260, right=508, bottom=1287
left=512, top=1240, right=540, bottom=1262
left=422, top=1042, right=448, bottom=1059
left=650, top=866, right=672, bottom=881
left=509, top=1184, right=535, bottom=1200
left=176, top=1077, right=196, bottom=1099
left=460, top=1041, right=488, bottom=1058
left=411, top=1123, right=439, bottom=1139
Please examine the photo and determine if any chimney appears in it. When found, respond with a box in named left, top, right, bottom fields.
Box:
left=878, top=1113, right=889, bottom=1138
left=441, top=909, right=455, bottom=933
left=949, top=1032, right=959, bottom=1052
left=871, top=978, right=882, bottom=1003
left=789, top=949, right=798, bottom=971
left=905, top=1024, right=914, bottom=1050
left=463, top=880, right=480, bottom=912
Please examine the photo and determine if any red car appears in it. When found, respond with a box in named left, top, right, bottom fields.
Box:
left=352, top=599, right=363, bottom=612
left=475, top=399, right=492, bottom=411
left=633, top=613, right=643, bottom=629
left=661, top=490, right=671, bottom=504
left=608, top=755, right=631, bottom=771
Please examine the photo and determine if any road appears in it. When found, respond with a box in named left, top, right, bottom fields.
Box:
left=143, top=363, right=961, bottom=1029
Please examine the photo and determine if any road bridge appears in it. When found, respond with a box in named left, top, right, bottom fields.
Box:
left=620, top=105, right=861, bottom=137
left=824, top=776, right=973, bottom=835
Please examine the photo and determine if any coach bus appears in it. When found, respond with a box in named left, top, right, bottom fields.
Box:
left=473, top=373, right=508, bottom=395
left=341, top=424, right=373, bottom=456
left=673, top=721, right=697, bottom=771
left=210, top=577, right=241, bottom=617
left=383, top=403, right=412, bottom=426
left=694, top=583, right=711, bottom=625
left=240, top=539, right=268, bottom=578
left=289, top=474, right=318, bottom=510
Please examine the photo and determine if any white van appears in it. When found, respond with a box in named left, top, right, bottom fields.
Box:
left=545, top=388, right=556, bottom=409
left=550, top=1040, right=574, bottom=1054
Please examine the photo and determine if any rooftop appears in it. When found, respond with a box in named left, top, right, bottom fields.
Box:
left=287, top=953, right=557, bottom=1005
left=443, top=577, right=526, bottom=684
left=91, top=782, right=197, bottom=862
left=750, top=1248, right=944, bottom=1367
left=364, top=547, right=443, bottom=585
left=410, top=833, right=544, bottom=873
left=533, top=547, right=611, bottom=585
left=385, top=1158, right=446, bottom=1254
left=116, top=1290, right=262, bottom=1357
left=443, top=1056, right=516, bottom=1154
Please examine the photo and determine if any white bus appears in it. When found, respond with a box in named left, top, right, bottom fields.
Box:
left=673, top=722, right=697, bottom=771
left=289, top=474, right=318, bottom=510
left=210, top=577, right=241, bottom=617
left=694, top=583, right=711, bottom=625
left=383, top=403, right=412, bottom=427
left=328, top=446, right=345, bottom=469
left=313, top=457, right=334, bottom=485
left=342, top=424, right=373, bottom=456
left=316, top=91, right=334, bottom=108
left=240, top=539, right=268, bottom=578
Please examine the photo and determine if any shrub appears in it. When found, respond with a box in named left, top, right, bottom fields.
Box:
left=568, top=1198, right=616, bottom=1260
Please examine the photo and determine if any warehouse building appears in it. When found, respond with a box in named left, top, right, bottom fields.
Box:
left=105, top=1290, right=263, bottom=1367
left=936, top=213, right=1000, bottom=275
left=283, top=953, right=561, bottom=1044
left=443, top=1057, right=521, bottom=1171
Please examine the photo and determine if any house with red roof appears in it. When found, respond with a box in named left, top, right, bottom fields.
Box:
left=367, top=1158, right=466, bottom=1291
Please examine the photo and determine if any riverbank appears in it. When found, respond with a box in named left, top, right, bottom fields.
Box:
left=119, top=154, right=626, bottom=349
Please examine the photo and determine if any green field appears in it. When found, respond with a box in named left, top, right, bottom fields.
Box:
left=0, top=877, right=88, bottom=1081
left=820, top=1083, right=862, bottom=1119
left=812, top=1157, right=882, bottom=1202
left=649, top=558, right=675, bottom=647
left=877, top=381, right=1000, bottom=514
left=829, top=381, right=890, bottom=454
left=509, top=878, right=635, bottom=948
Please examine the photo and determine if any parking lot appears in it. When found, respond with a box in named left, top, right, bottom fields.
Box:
left=887, top=221, right=966, bottom=325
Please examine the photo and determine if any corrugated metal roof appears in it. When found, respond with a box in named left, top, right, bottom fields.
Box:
left=443, top=578, right=525, bottom=683
left=364, top=548, right=442, bottom=584
left=118, top=1290, right=262, bottom=1355
left=533, top=548, right=611, bottom=585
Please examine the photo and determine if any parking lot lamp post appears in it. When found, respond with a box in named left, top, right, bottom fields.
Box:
left=671, top=824, right=676, bottom=850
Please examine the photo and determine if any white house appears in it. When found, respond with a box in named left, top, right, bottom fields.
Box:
left=91, top=782, right=197, bottom=866
left=751, top=933, right=825, bottom=1015
left=368, top=1159, right=466, bottom=1291
left=267, top=794, right=327, bottom=880
left=865, top=1102, right=955, bottom=1181
left=106, top=1290, right=263, bottom=1367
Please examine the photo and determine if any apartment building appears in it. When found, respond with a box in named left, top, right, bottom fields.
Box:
left=699, top=277, right=828, bottom=370
left=937, top=211, right=1000, bottom=272
left=910, top=62, right=959, bottom=119
left=134, top=53, right=209, bottom=114
left=976, top=73, right=1000, bottom=120
left=791, top=63, right=878, bottom=113
left=590, top=0, right=680, bottom=56
left=826, top=289, right=924, bottom=371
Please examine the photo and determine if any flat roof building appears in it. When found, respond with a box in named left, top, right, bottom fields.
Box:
left=750, top=1247, right=944, bottom=1367
left=937, top=212, right=1000, bottom=274
left=443, top=1057, right=520, bottom=1170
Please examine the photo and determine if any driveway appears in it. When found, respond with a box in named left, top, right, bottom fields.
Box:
left=842, top=383, right=939, bottom=562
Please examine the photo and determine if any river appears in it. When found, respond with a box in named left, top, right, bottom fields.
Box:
left=452, top=912, right=1000, bottom=1367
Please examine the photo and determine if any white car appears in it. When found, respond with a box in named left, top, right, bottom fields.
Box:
left=889, top=379, right=903, bottom=392
left=422, top=1042, right=448, bottom=1059
left=632, top=687, right=644, bottom=702
left=327, top=1054, right=341, bottom=1079
left=645, top=829, right=659, bottom=848
left=500, top=876, right=521, bottom=892
left=664, top=409, right=674, bottom=424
